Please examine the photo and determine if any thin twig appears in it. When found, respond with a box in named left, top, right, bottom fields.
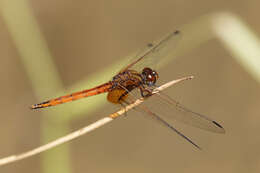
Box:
left=0, top=76, right=193, bottom=167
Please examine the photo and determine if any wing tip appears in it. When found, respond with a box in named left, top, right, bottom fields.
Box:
left=174, top=30, right=180, bottom=35
left=212, top=121, right=226, bottom=133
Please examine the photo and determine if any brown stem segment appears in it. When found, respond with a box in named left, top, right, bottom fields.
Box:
left=31, top=82, right=112, bottom=109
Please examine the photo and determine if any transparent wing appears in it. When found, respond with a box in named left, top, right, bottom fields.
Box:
left=121, top=87, right=225, bottom=133
left=136, top=103, right=201, bottom=149
left=148, top=92, right=225, bottom=133
left=120, top=88, right=201, bottom=149
left=120, top=30, right=181, bottom=73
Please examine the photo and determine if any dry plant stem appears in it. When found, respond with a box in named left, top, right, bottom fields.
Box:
left=0, top=76, right=193, bottom=167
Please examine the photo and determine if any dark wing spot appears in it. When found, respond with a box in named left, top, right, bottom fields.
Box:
left=174, top=30, right=180, bottom=34
left=212, top=121, right=223, bottom=129
left=147, top=43, right=153, bottom=47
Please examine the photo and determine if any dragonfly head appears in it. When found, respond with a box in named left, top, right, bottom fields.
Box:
left=141, top=67, right=159, bottom=86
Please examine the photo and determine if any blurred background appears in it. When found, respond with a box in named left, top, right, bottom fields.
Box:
left=0, top=0, right=260, bottom=172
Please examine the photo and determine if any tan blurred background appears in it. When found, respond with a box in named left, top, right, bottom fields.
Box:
left=0, top=0, right=260, bottom=173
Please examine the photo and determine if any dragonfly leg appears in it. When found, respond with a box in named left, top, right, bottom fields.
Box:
left=120, top=102, right=128, bottom=117
left=139, top=86, right=153, bottom=97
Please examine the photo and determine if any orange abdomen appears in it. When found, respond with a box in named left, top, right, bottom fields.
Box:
left=31, top=82, right=112, bottom=109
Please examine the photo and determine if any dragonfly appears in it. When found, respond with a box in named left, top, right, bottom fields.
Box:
left=31, top=30, right=225, bottom=149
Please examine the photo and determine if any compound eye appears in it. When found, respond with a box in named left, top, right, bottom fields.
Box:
left=152, top=71, right=159, bottom=79
left=142, top=68, right=158, bottom=86
left=147, top=74, right=155, bottom=82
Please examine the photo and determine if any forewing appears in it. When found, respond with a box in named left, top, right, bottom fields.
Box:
left=120, top=30, right=181, bottom=73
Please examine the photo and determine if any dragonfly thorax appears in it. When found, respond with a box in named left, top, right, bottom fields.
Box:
left=111, top=70, right=142, bottom=89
